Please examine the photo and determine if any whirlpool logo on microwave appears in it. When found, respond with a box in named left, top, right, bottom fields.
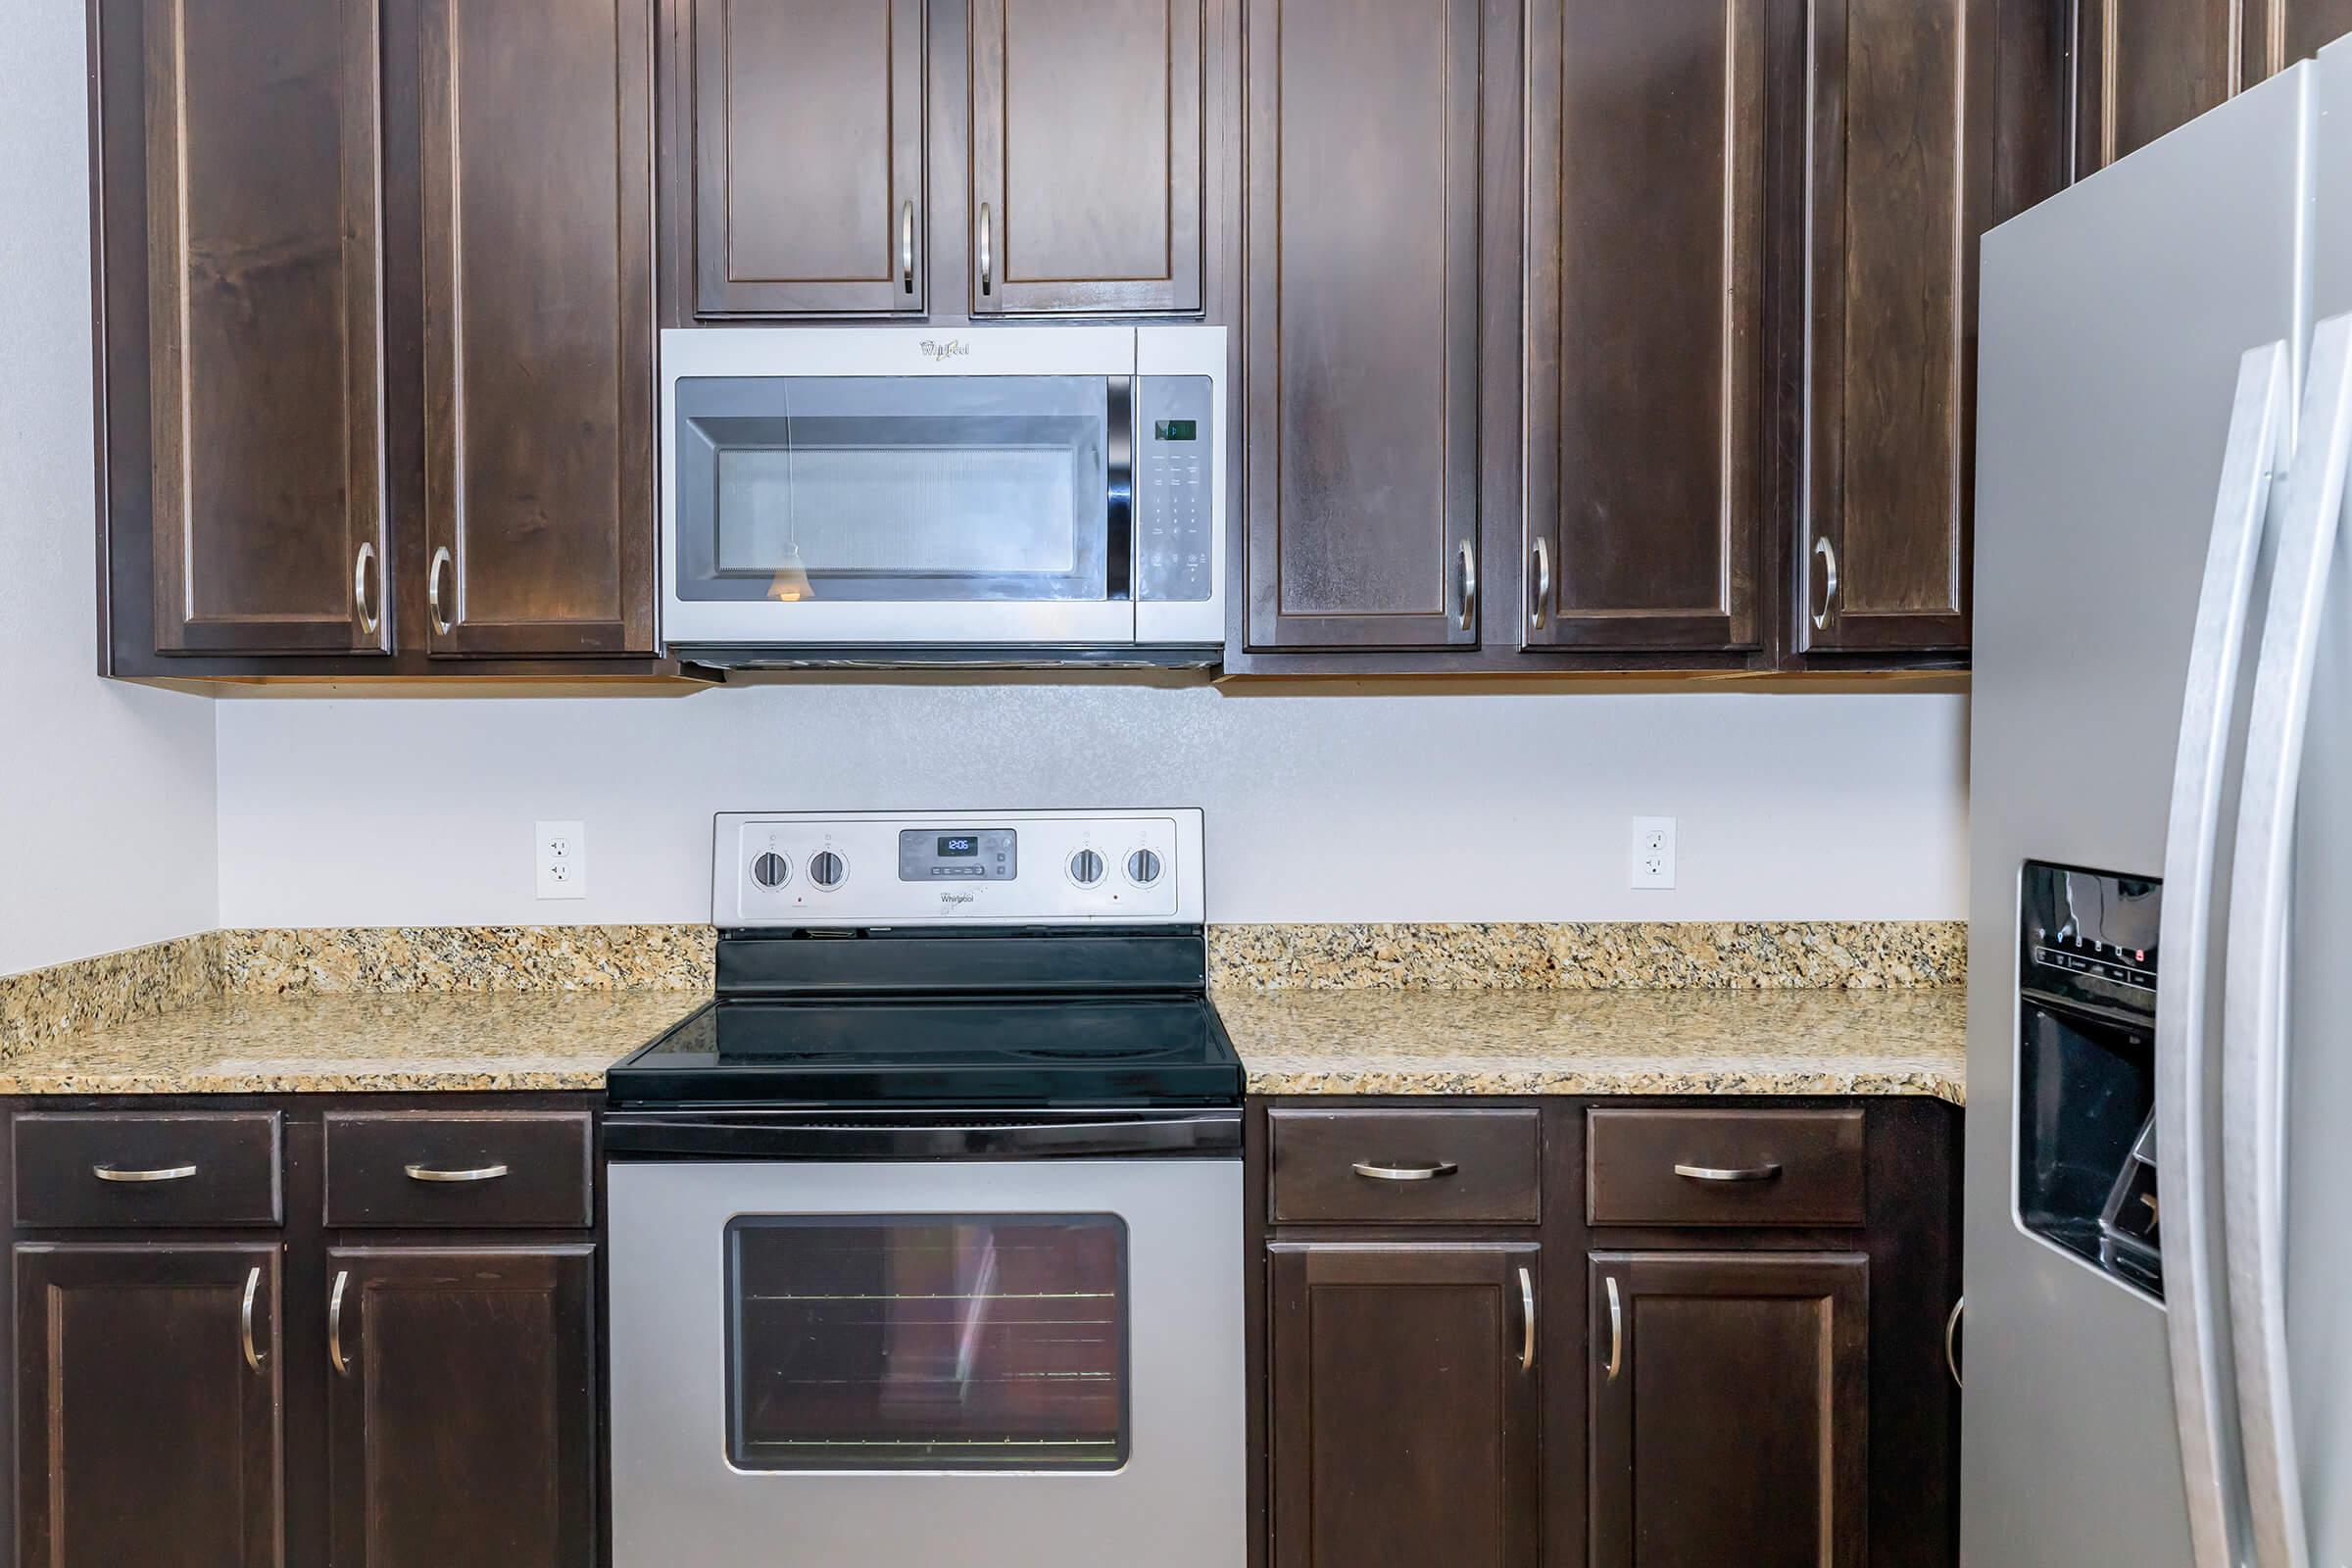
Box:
left=918, top=339, right=970, bottom=362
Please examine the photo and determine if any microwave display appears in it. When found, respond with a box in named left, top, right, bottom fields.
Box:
left=1153, top=419, right=1198, bottom=441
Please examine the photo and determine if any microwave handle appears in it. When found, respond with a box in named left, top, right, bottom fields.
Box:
left=1108, top=375, right=1134, bottom=602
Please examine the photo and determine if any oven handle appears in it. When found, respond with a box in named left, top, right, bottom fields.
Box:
left=603, top=1108, right=1242, bottom=1162
left=1107, top=374, right=1134, bottom=603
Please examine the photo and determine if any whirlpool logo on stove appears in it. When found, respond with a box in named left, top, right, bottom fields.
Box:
left=918, top=339, right=970, bottom=362
left=939, top=891, right=977, bottom=908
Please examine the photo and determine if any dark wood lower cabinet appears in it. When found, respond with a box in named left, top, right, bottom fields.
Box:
left=1267, top=1242, right=1541, bottom=1568
left=1587, top=1250, right=1869, bottom=1568
left=14, top=1242, right=283, bottom=1568
left=325, top=1247, right=597, bottom=1568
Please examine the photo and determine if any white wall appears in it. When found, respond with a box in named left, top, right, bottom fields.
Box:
left=216, top=685, right=1968, bottom=926
left=0, top=2, right=218, bottom=975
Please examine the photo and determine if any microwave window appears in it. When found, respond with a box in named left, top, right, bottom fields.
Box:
left=725, top=1213, right=1129, bottom=1471
left=673, top=376, right=1112, bottom=605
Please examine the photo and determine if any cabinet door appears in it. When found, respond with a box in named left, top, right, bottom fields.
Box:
left=1242, top=0, right=1512, bottom=651
left=2077, top=0, right=2240, bottom=172
left=969, top=0, right=1204, bottom=316
left=1588, top=1251, right=1868, bottom=1568
left=131, top=0, right=388, bottom=657
left=15, top=1243, right=281, bottom=1568
left=2264, top=0, right=2352, bottom=74
left=1268, top=1243, right=1541, bottom=1568
left=416, top=0, right=658, bottom=657
left=690, top=0, right=928, bottom=316
left=1798, top=0, right=1986, bottom=653
left=325, top=1247, right=596, bottom=1568
left=1523, top=0, right=1764, bottom=652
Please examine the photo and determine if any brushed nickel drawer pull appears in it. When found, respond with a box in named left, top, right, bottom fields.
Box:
left=354, top=541, right=379, bottom=634
left=1945, top=1297, right=1965, bottom=1389
left=1350, top=1159, right=1460, bottom=1182
left=901, top=201, right=915, bottom=293
left=1518, top=1265, right=1537, bottom=1373
left=328, top=1270, right=352, bottom=1378
left=93, top=1163, right=197, bottom=1183
left=1673, top=1162, right=1784, bottom=1183
left=1605, top=1275, right=1623, bottom=1382
left=427, top=546, right=454, bottom=635
left=240, top=1267, right=266, bottom=1374
left=1456, top=541, right=1478, bottom=631
left=403, top=1161, right=511, bottom=1184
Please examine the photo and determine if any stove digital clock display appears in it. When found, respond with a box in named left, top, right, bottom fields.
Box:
left=938, top=835, right=979, bottom=858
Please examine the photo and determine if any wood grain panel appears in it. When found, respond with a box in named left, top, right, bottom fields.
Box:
left=325, top=1247, right=596, bottom=1568
left=2250, top=0, right=2352, bottom=76
left=692, top=0, right=928, bottom=314
left=970, top=0, right=1203, bottom=314
left=1526, top=0, right=1764, bottom=651
left=1589, top=1250, right=1868, bottom=1568
left=141, top=0, right=385, bottom=656
left=16, top=1243, right=281, bottom=1568
left=418, top=0, right=656, bottom=656
left=1800, top=0, right=1984, bottom=653
left=1243, top=0, right=1487, bottom=649
left=1269, top=1243, right=1540, bottom=1568
left=2078, top=0, right=2239, bottom=173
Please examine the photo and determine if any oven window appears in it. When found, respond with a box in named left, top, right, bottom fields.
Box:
left=673, top=376, right=1110, bottom=604
left=725, top=1214, right=1129, bottom=1470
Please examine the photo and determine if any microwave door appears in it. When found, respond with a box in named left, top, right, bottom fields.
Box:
left=665, top=370, right=1136, bottom=646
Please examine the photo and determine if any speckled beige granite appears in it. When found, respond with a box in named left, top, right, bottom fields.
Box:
left=1207, top=921, right=1965, bottom=991
left=1217, top=985, right=1966, bottom=1103
left=219, top=925, right=715, bottom=994
left=0, top=991, right=710, bottom=1095
left=0, top=934, right=222, bottom=1062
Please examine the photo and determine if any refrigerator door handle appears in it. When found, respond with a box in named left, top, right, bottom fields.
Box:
left=2225, top=312, right=2352, bottom=1568
left=2158, top=338, right=2293, bottom=1568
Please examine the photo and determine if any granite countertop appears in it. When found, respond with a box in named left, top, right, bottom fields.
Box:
left=0, top=991, right=711, bottom=1096
left=1215, top=985, right=1967, bottom=1104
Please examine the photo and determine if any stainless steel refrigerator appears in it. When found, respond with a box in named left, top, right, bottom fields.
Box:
left=1967, top=34, right=2352, bottom=1568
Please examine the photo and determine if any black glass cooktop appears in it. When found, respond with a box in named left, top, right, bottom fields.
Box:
left=609, top=994, right=1242, bottom=1107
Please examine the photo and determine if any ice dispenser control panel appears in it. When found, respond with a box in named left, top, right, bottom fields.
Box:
left=1135, top=376, right=1213, bottom=603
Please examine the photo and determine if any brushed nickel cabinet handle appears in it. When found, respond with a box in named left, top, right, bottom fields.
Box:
left=1351, top=1159, right=1459, bottom=1182
left=978, top=202, right=993, bottom=297
left=241, top=1266, right=266, bottom=1373
left=1811, top=536, right=1839, bottom=630
left=403, top=1162, right=510, bottom=1183
left=1605, top=1275, right=1623, bottom=1382
left=354, top=541, right=379, bottom=634
left=427, top=546, right=453, bottom=635
left=1529, top=537, right=1551, bottom=630
left=93, top=1163, right=197, bottom=1183
left=1456, top=542, right=1478, bottom=631
left=1673, top=1162, right=1784, bottom=1183
left=1945, top=1297, right=1965, bottom=1389
left=901, top=201, right=915, bottom=294
left=328, top=1269, right=352, bottom=1378
left=1518, top=1265, right=1537, bottom=1373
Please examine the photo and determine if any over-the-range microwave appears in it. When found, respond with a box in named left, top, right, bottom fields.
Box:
left=659, top=325, right=1225, bottom=667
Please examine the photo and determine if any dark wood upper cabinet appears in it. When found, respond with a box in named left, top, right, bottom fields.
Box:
left=325, top=1246, right=598, bottom=1568
left=129, top=0, right=387, bottom=658
left=684, top=0, right=929, bottom=316
left=415, top=0, right=658, bottom=657
left=2266, top=0, right=2352, bottom=74
left=15, top=1243, right=282, bottom=1568
left=2078, top=1, right=2352, bottom=173
left=1587, top=1250, right=1869, bottom=1568
left=1268, top=1243, right=1542, bottom=1568
left=968, top=0, right=1204, bottom=315
left=1242, top=0, right=1517, bottom=652
left=1523, top=0, right=1765, bottom=653
left=1797, top=0, right=1986, bottom=654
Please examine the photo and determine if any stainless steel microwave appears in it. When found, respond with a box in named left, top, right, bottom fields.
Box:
left=660, top=325, right=1225, bottom=666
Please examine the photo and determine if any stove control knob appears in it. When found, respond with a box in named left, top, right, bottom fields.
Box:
left=1125, top=849, right=1163, bottom=886
left=808, top=850, right=847, bottom=890
left=751, top=852, right=791, bottom=889
left=1068, top=849, right=1106, bottom=887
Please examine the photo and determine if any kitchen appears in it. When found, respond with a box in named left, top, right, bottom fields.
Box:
left=0, top=0, right=2343, bottom=1565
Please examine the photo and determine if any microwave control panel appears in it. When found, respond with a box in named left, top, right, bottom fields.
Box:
left=1135, top=375, right=1214, bottom=603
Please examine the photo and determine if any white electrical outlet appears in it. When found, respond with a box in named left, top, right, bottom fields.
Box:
left=536, top=820, right=587, bottom=901
left=1630, top=816, right=1676, bottom=891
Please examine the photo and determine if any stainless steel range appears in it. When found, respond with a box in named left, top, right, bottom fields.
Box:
left=605, top=809, right=1244, bottom=1567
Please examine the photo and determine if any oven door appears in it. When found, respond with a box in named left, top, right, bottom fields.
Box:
left=662, top=327, right=1139, bottom=646
left=608, top=1150, right=1244, bottom=1567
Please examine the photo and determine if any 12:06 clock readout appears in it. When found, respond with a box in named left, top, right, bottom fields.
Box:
left=938, top=836, right=979, bottom=857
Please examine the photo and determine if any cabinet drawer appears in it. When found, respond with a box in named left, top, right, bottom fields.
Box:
left=323, top=1112, right=593, bottom=1229
left=1270, top=1108, right=1541, bottom=1224
left=1587, top=1107, right=1865, bottom=1227
left=12, top=1111, right=282, bottom=1228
